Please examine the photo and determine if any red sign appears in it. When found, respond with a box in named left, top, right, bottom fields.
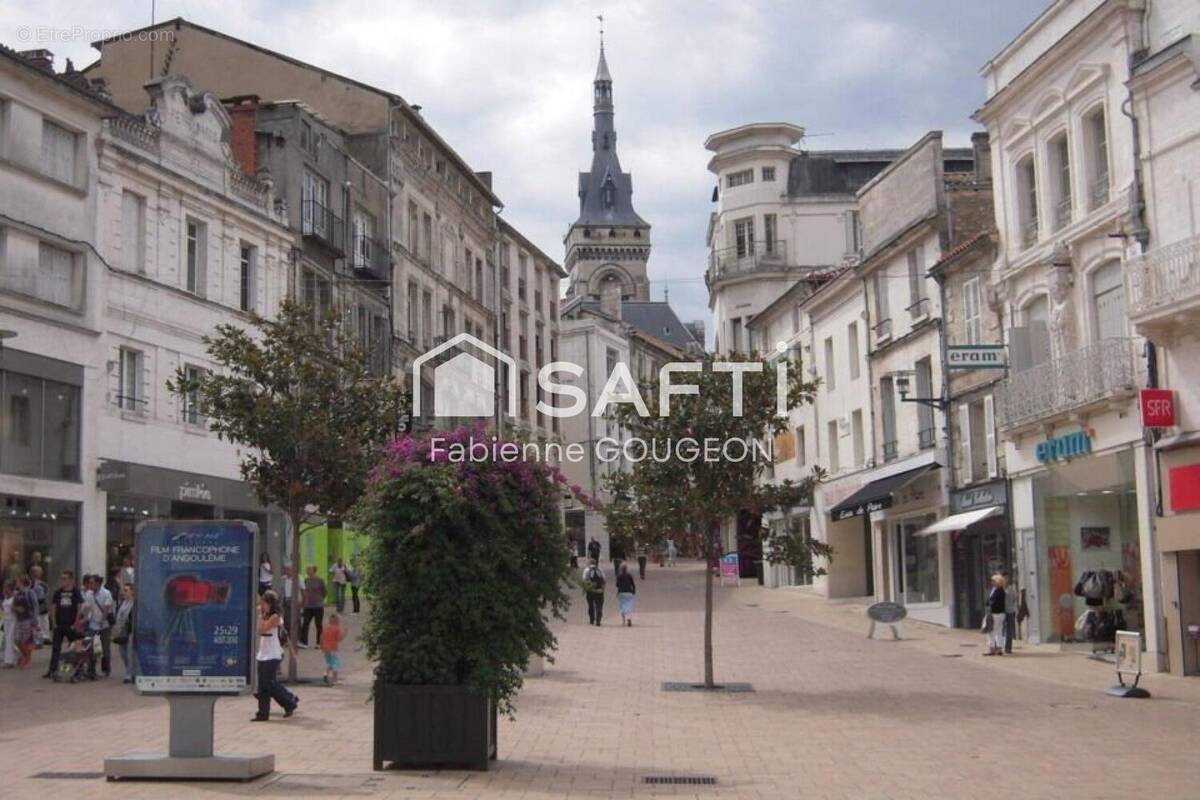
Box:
left=1170, top=464, right=1200, bottom=513
left=1140, top=389, right=1176, bottom=428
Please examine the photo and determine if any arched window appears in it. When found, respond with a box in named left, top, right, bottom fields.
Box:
left=1016, top=154, right=1039, bottom=248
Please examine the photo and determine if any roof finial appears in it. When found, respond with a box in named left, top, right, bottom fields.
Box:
left=597, top=14, right=604, bottom=48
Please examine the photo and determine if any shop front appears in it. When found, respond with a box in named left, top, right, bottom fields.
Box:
left=932, top=479, right=1012, bottom=630
left=1155, top=438, right=1200, bottom=676
left=97, top=459, right=284, bottom=576
left=1025, top=443, right=1145, bottom=648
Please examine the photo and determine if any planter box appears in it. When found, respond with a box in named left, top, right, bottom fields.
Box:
left=373, top=682, right=497, bottom=771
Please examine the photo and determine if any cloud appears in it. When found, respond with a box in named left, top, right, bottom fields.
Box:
left=1, top=0, right=1051, bottom=331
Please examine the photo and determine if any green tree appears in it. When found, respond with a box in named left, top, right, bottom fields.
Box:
left=605, top=351, right=829, bottom=688
left=168, top=299, right=404, bottom=681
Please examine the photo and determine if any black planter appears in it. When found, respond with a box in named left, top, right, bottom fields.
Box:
left=373, top=682, right=498, bottom=771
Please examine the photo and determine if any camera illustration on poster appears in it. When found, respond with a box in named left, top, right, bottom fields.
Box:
left=134, top=521, right=257, bottom=693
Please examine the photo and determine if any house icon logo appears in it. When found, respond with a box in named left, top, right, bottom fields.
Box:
left=411, top=333, right=519, bottom=418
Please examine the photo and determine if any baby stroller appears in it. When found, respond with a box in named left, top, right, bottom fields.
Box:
left=54, top=631, right=98, bottom=683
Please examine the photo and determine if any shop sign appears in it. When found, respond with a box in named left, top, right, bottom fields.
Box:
left=1139, top=389, right=1176, bottom=428
left=96, top=460, right=130, bottom=491
left=1169, top=464, right=1200, bottom=513
left=947, top=344, right=1007, bottom=369
left=134, top=520, right=257, bottom=694
left=1035, top=430, right=1092, bottom=464
left=719, top=553, right=740, bottom=586
left=178, top=481, right=213, bottom=503
left=832, top=497, right=891, bottom=521
left=951, top=480, right=1007, bottom=513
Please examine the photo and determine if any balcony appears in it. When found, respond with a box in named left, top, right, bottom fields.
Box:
left=705, top=240, right=790, bottom=286
left=1126, top=233, right=1200, bottom=338
left=918, top=427, right=937, bottom=450
left=302, top=199, right=345, bottom=254
left=995, top=338, right=1140, bottom=431
left=351, top=235, right=390, bottom=283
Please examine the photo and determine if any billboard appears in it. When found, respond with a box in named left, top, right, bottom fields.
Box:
left=134, top=520, right=257, bottom=694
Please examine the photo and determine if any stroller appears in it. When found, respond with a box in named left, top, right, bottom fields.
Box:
left=54, top=631, right=98, bottom=683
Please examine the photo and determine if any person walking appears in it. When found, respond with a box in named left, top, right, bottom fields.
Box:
left=329, top=558, right=348, bottom=614
left=616, top=563, right=636, bottom=627
left=44, top=571, right=83, bottom=678
left=258, top=553, right=273, bottom=597
left=587, top=537, right=601, bottom=564
left=12, top=576, right=38, bottom=668
left=120, top=556, right=135, bottom=587
left=348, top=559, right=361, bottom=614
left=2, top=581, right=15, bottom=668
left=299, top=566, right=326, bottom=648
left=112, top=583, right=137, bottom=683
left=252, top=590, right=298, bottom=721
left=1001, top=569, right=1018, bottom=654
left=636, top=545, right=648, bottom=580
left=82, top=574, right=115, bottom=677
left=29, top=565, right=48, bottom=647
left=321, top=612, right=344, bottom=685
left=984, top=573, right=1008, bottom=656
left=581, top=559, right=606, bottom=626
left=610, top=540, right=626, bottom=579
left=666, top=538, right=678, bottom=567
left=280, top=564, right=296, bottom=638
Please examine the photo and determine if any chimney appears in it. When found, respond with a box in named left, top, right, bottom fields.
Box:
left=971, top=131, right=992, bottom=182
left=224, top=95, right=260, bottom=177
left=18, top=49, right=54, bottom=73
left=599, top=277, right=622, bottom=320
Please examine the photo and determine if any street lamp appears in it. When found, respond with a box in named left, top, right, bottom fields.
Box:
left=893, top=370, right=948, bottom=411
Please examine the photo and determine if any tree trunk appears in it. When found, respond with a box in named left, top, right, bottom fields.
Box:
left=286, top=512, right=303, bottom=683
left=703, top=525, right=714, bottom=689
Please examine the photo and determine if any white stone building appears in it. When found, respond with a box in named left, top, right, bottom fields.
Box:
left=975, top=0, right=1164, bottom=662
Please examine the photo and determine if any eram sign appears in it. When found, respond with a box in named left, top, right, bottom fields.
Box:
left=946, top=345, right=1006, bottom=369
left=1140, top=389, right=1176, bottom=428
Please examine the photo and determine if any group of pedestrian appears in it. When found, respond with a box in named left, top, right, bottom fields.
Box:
left=581, top=557, right=638, bottom=627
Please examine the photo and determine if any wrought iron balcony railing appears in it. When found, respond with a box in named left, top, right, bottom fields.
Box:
left=995, top=338, right=1140, bottom=430
left=1053, top=197, right=1072, bottom=231
left=352, top=235, right=390, bottom=282
left=706, top=240, right=790, bottom=284
left=1126, top=233, right=1200, bottom=320
left=1088, top=172, right=1110, bottom=211
left=302, top=199, right=345, bottom=254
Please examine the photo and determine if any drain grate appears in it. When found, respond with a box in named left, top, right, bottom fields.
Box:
left=31, top=772, right=105, bottom=780
left=643, top=775, right=718, bottom=786
left=662, top=681, right=754, bottom=693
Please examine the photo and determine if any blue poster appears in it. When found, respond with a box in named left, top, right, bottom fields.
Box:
left=134, top=520, right=257, bottom=694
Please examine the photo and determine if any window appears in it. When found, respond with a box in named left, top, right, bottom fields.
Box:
left=827, top=420, right=840, bottom=473
left=764, top=214, right=777, bottom=255
left=1, top=371, right=80, bottom=481
left=847, top=322, right=860, bottom=380
left=1016, top=155, right=1039, bottom=248
left=726, top=169, right=754, bottom=188
left=117, top=347, right=142, bottom=412
left=897, top=515, right=939, bottom=604
left=35, top=242, right=80, bottom=308
left=41, top=120, right=76, bottom=184
left=915, top=357, right=935, bottom=450
left=795, top=426, right=806, bottom=466
left=880, top=375, right=897, bottom=461
left=1049, top=132, right=1071, bottom=230
left=352, top=210, right=376, bottom=271
left=302, top=268, right=331, bottom=321
left=121, top=191, right=146, bottom=273
left=761, top=166, right=776, bottom=182
left=407, top=281, right=419, bottom=341
left=421, top=213, right=433, bottom=263
left=873, top=270, right=891, bottom=338
left=907, top=245, right=926, bottom=316
left=606, top=347, right=619, bottom=378
left=182, top=365, right=203, bottom=425
left=823, top=336, right=835, bottom=391
left=239, top=244, right=256, bottom=312
left=1085, top=108, right=1109, bottom=209
left=407, top=201, right=419, bottom=253
left=476, top=260, right=485, bottom=303
left=734, top=218, right=755, bottom=258
left=730, top=318, right=743, bottom=354
left=1092, top=261, right=1127, bottom=340
left=302, top=171, right=329, bottom=236
left=846, top=209, right=863, bottom=254
left=300, top=121, right=314, bottom=154
left=422, top=291, right=433, bottom=348
left=851, top=409, right=865, bottom=468
left=963, top=277, right=982, bottom=344
left=958, top=396, right=995, bottom=485
left=185, top=219, right=206, bottom=296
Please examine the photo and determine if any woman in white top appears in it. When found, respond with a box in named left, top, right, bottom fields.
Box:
left=253, top=590, right=298, bottom=721
left=330, top=559, right=348, bottom=614
left=257, top=553, right=273, bottom=597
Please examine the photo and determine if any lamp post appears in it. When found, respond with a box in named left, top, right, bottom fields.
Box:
left=893, top=370, right=949, bottom=411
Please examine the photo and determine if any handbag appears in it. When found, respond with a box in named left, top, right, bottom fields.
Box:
left=980, top=614, right=994, bottom=634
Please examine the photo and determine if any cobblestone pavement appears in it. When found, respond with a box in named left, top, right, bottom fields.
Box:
left=1, top=563, right=1197, bottom=799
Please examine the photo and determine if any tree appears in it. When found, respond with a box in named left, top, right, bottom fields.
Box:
left=604, top=351, right=829, bottom=688
left=169, top=299, right=404, bottom=681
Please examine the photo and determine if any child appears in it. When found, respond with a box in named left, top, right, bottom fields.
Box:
left=321, top=612, right=344, bottom=685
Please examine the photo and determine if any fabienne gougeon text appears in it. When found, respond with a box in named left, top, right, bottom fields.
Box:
left=428, top=436, right=772, bottom=465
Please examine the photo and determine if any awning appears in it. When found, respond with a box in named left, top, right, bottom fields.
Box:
left=915, top=505, right=1002, bottom=536
left=829, top=463, right=940, bottom=521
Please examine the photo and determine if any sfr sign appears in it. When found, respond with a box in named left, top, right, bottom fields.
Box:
left=1140, top=389, right=1176, bottom=428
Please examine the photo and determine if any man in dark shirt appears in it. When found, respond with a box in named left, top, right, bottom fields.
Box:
left=43, top=570, right=83, bottom=678
left=299, top=566, right=327, bottom=648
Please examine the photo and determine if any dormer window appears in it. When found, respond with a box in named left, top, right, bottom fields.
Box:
left=602, top=178, right=615, bottom=209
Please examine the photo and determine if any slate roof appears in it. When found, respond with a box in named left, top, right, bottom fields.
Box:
left=581, top=301, right=701, bottom=350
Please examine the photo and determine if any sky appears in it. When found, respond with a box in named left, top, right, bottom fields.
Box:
left=1, top=0, right=1051, bottom=331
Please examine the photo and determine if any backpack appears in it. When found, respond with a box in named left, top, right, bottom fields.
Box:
left=585, top=567, right=606, bottom=594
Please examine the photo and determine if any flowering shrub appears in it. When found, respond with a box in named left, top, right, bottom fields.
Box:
left=354, top=427, right=575, bottom=715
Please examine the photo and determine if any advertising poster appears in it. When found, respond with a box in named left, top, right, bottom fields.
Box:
left=719, top=553, right=740, bottom=584
left=134, top=520, right=257, bottom=694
